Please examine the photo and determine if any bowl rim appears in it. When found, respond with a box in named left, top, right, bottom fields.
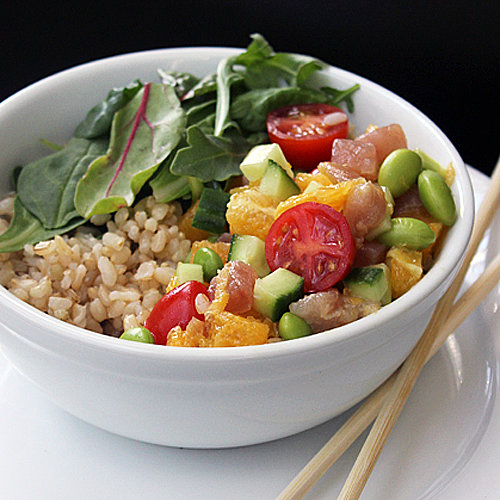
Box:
left=0, top=46, right=474, bottom=361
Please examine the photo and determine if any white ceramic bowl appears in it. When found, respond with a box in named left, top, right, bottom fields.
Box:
left=0, top=47, right=474, bottom=448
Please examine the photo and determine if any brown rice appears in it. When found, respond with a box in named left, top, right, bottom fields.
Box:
left=0, top=195, right=192, bottom=336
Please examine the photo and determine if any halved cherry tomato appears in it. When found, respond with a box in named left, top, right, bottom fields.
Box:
left=144, top=280, right=209, bottom=345
left=265, top=202, right=355, bottom=293
left=266, top=103, right=349, bottom=171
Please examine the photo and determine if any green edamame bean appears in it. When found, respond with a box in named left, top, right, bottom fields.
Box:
left=418, top=170, right=456, bottom=226
left=193, top=247, right=223, bottom=281
left=378, top=149, right=422, bottom=198
left=376, top=217, right=436, bottom=250
left=278, top=312, right=312, bottom=340
left=120, top=326, right=155, bottom=344
left=414, top=149, right=448, bottom=179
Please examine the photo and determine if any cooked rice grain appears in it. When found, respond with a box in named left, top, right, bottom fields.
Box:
left=0, top=196, right=191, bottom=336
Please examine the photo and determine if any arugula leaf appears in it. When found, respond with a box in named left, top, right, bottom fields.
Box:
left=235, top=33, right=274, bottom=63
left=74, top=81, right=143, bottom=139
left=0, top=197, right=84, bottom=253
left=234, top=33, right=324, bottom=88
left=180, top=73, right=218, bottom=101
left=321, top=84, right=361, bottom=113
left=75, top=83, right=186, bottom=218
left=214, top=56, right=244, bottom=136
left=212, top=34, right=331, bottom=136
left=230, top=86, right=334, bottom=132
left=185, top=99, right=217, bottom=127
left=170, top=125, right=248, bottom=182
left=157, top=70, right=200, bottom=99
left=17, top=137, right=108, bottom=229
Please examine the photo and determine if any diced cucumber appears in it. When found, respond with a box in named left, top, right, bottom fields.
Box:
left=192, top=187, right=230, bottom=234
left=253, top=268, right=304, bottom=321
left=258, top=160, right=300, bottom=201
left=239, top=143, right=293, bottom=181
left=302, top=180, right=324, bottom=194
left=175, top=262, right=204, bottom=284
left=228, top=234, right=270, bottom=278
left=343, top=263, right=391, bottom=305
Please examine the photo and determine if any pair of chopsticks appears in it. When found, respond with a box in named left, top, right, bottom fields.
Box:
left=278, top=156, right=500, bottom=500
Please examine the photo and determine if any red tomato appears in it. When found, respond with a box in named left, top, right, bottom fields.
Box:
left=144, top=281, right=209, bottom=345
left=265, top=202, right=355, bottom=293
left=266, top=103, right=348, bottom=171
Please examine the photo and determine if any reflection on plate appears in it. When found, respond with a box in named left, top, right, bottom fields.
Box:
left=0, top=167, right=498, bottom=499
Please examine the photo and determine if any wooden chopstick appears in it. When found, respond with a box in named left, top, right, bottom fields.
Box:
left=277, top=156, right=500, bottom=500
left=277, top=253, right=500, bottom=500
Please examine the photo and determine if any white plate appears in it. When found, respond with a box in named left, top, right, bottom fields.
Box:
left=0, top=166, right=498, bottom=500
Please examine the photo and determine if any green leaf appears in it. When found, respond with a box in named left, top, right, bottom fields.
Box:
left=180, top=73, right=218, bottom=101
left=74, top=80, right=143, bottom=139
left=185, top=99, right=216, bottom=128
left=157, top=69, right=200, bottom=99
left=10, top=165, right=22, bottom=190
left=214, top=55, right=244, bottom=136
left=233, top=33, right=274, bottom=65
left=230, top=86, right=334, bottom=132
left=150, top=156, right=191, bottom=203
left=17, top=137, right=108, bottom=229
left=170, top=125, right=248, bottom=182
left=321, top=84, right=361, bottom=113
left=0, top=197, right=85, bottom=253
left=234, top=33, right=324, bottom=88
left=75, top=83, right=186, bottom=218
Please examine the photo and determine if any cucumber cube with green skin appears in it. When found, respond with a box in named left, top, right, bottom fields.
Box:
left=175, top=262, right=204, bottom=284
left=302, top=180, right=324, bottom=194
left=239, top=143, right=293, bottom=181
left=253, top=268, right=304, bottom=321
left=228, top=234, right=270, bottom=277
left=343, top=263, right=392, bottom=305
left=258, top=160, right=300, bottom=201
left=192, top=188, right=230, bottom=234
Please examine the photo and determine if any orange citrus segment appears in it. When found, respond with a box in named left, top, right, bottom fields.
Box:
left=386, top=247, right=423, bottom=298
left=226, top=186, right=279, bottom=240
left=275, top=178, right=365, bottom=218
left=167, top=318, right=206, bottom=347
left=178, top=201, right=210, bottom=242
left=294, top=172, right=332, bottom=191
left=205, top=310, right=269, bottom=347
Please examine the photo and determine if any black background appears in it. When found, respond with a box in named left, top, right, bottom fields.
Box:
left=2, top=1, right=498, bottom=175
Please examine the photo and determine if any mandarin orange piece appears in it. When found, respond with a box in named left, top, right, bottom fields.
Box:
left=226, top=186, right=279, bottom=240
left=274, top=178, right=365, bottom=218
left=386, top=247, right=423, bottom=298
left=167, top=317, right=207, bottom=347
left=206, top=310, right=269, bottom=347
left=294, top=171, right=332, bottom=191
left=179, top=201, right=211, bottom=242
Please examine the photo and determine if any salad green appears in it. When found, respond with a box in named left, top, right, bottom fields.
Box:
left=0, top=34, right=359, bottom=253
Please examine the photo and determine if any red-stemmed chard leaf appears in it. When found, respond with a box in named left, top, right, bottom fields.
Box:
left=75, top=83, right=186, bottom=218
